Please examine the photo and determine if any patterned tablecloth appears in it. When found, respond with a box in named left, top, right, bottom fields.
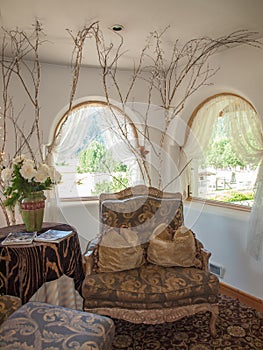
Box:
left=0, top=223, right=85, bottom=304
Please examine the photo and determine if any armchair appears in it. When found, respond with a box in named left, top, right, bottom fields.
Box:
left=82, top=185, right=219, bottom=336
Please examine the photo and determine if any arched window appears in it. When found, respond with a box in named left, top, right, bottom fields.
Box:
left=184, top=93, right=263, bottom=208
left=47, top=100, right=140, bottom=199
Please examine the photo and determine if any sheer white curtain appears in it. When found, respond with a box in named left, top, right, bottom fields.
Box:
left=226, top=99, right=263, bottom=261
left=52, top=107, right=93, bottom=161
left=179, top=96, right=226, bottom=197
left=45, top=104, right=140, bottom=208
left=99, top=108, right=141, bottom=185
left=51, top=105, right=133, bottom=165
left=44, top=107, right=93, bottom=223
left=181, top=94, right=263, bottom=261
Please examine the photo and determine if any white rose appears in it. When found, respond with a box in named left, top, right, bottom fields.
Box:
left=19, top=161, right=37, bottom=181
left=1, top=168, right=12, bottom=183
left=13, top=155, right=26, bottom=164
left=48, top=166, right=62, bottom=184
left=35, top=164, right=50, bottom=183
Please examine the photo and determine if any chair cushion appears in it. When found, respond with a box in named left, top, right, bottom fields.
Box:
left=82, top=263, right=219, bottom=310
left=147, top=226, right=197, bottom=267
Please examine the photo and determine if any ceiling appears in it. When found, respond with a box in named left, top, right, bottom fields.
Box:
left=1, top=0, right=263, bottom=69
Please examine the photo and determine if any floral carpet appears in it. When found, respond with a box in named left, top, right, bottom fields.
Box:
left=112, top=295, right=263, bottom=349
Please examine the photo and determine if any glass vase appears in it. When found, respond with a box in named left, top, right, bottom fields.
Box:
left=19, top=191, right=46, bottom=232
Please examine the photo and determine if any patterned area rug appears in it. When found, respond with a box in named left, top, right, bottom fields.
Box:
left=112, top=295, right=263, bottom=349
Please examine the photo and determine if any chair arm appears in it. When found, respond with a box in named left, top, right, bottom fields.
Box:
left=200, top=247, right=211, bottom=272
left=195, top=238, right=211, bottom=272
left=83, top=237, right=100, bottom=275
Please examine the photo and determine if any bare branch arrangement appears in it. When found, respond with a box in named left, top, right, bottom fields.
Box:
left=83, top=25, right=261, bottom=189
left=0, top=20, right=46, bottom=225
left=46, top=22, right=98, bottom=157
left=66, top=22, right=99, bottom=115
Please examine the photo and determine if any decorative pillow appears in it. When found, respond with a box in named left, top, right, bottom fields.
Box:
left=147, top=225, right=196, bottom=267
left=120, top=227, right=139, bottom=246
left=151, top=223, right=173, bottom=241
left=98, top=228, right=145, bottom=272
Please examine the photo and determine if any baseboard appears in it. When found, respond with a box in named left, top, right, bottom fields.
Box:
left=220, top=282, right=263, bottom=312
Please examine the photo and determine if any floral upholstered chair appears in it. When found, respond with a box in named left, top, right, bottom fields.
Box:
left=82, top=185, right=219, bottom=336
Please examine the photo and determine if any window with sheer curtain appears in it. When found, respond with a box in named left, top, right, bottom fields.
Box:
left=47, top=101, right=139, bottom=199
left=183, top=94, right=261, bottom=208
left=180, top=93, right=263, bottom=261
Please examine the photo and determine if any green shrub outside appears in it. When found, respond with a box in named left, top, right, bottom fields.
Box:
left=77, top=141, right=130, bottom=194
left=209, top=191, right=254, bottom=203
left=91, top=174, right=129, bottom=195
left=77, top=141, right=127, bottom=173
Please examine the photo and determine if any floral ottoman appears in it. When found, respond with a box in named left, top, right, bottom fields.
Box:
left=0, top=301, right=115, bottom=350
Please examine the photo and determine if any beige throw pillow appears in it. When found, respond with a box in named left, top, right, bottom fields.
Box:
left=151, top=223, right=173, bottom=241
left=98, top=228, right=145, bottom=272
left=147, top=225, right=196, bottom=267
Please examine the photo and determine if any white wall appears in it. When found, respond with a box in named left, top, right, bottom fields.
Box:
left=184, top=201, right=263, bottom=299
left=1, top=42, right=263, bottom=299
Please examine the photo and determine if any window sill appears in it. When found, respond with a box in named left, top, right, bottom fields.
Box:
left=186, top=196, right=251, bottom=213
left=59, top=196, right=99, bottom=202
left=184, top=196, right=251, bottom=224
left=59, top=196, right=252, bottom=213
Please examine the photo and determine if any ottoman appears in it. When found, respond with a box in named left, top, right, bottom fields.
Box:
left=0, top=301, right=115, bottom=350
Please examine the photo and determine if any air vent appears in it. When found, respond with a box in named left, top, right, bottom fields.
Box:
left=209, top=262, right=224, bottom=278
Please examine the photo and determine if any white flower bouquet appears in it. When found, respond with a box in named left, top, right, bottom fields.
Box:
left=1, top=155, right=61, bottom=208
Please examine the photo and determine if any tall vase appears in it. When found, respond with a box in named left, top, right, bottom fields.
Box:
left=20, top=191, right=46, bottom=232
